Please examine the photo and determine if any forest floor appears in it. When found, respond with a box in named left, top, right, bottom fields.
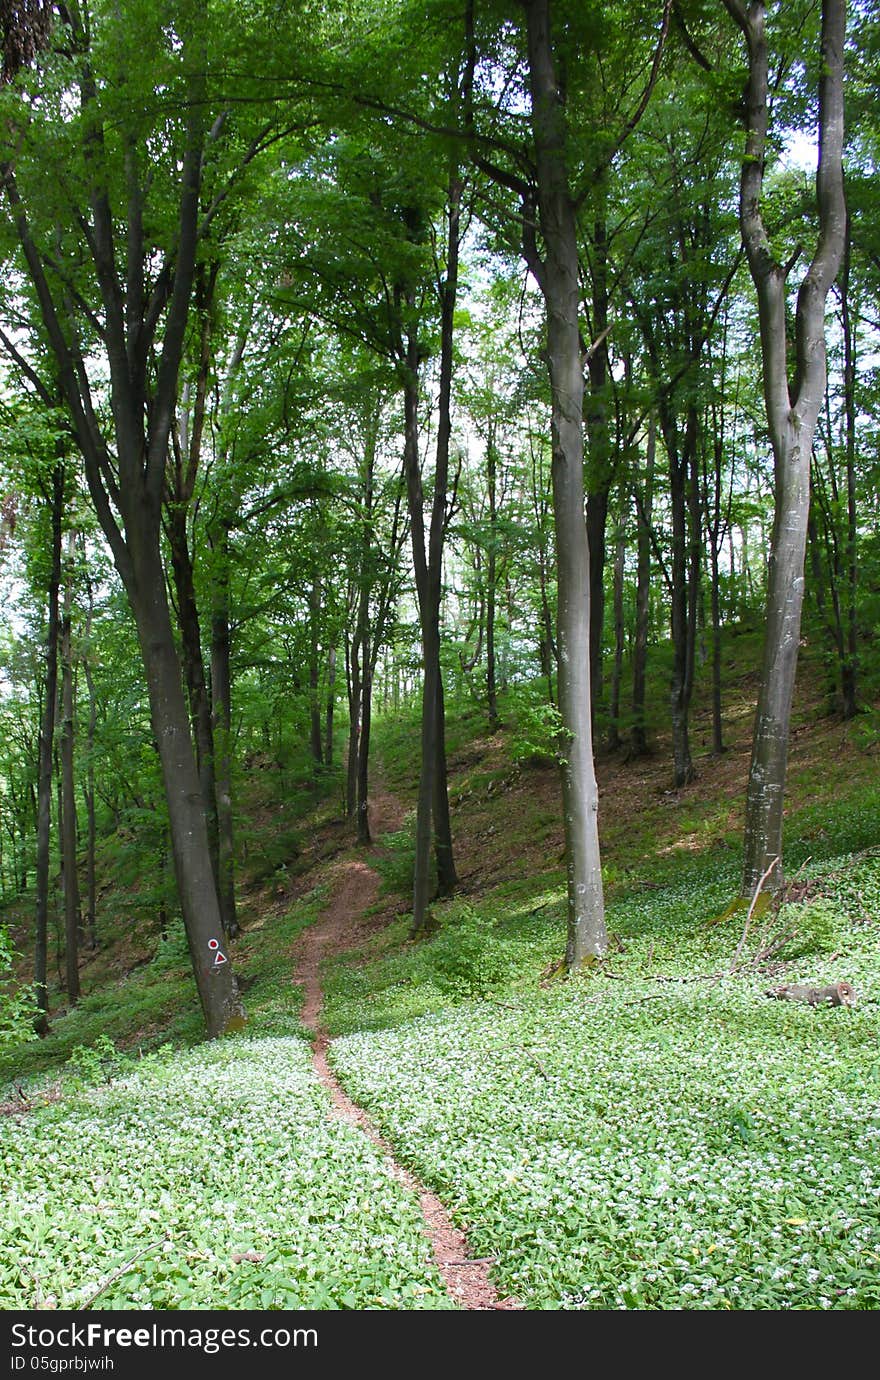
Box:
left=3, top=656, right=880, bottom=1308
left=292, top=786, right=518, bottom=1310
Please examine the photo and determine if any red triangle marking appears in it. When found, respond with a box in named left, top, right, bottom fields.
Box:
left=213, top=951, right=228, bottom=966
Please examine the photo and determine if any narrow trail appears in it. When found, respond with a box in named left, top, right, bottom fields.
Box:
left=293, top=789, right=518, bottom=1312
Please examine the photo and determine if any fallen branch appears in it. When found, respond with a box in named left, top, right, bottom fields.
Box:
left=730, top=856, right=778, bottom=974
left=77, top=1240, right=163, bottom=1311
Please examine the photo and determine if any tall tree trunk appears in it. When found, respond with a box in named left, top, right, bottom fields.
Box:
left=607, top=489, right=626, bottom=752
left=433, top=674, right=456, bottom=896
left=632, top=417, right=655, bottom=757
left=125, top=536, right=243, bottom=1034
left=34, top=462, right=63, bottom=1033
left=357, top=641, right=372, bottom=847
left=210, top=523, right=238, bottom=940
left=404, top=167, right=461, bottom=935
left=838, top=224, right=858, bottom=719
left=585, top=203, right=612, bottom=722
left=325, top=645, right=336, bottom=766
left=665, top=405, right=696, bottom=788
left=82, top=569, right=98, bottom=948
left=166, top=504, right=221, bottom=907
left=724, top=0, right=846, bottom=896
left=346, top=631, right=361, bottom=821
left=403, top=354, right=437, bottom=933
left=524, top=0, right=606, bottom=966
left=486, top=421, right=500, bottom=731
left=6, top=41, right=246, bottom=1036
left=309, top=576, right=324, bottom=766
left=59, top=528, right=80, bottom=1006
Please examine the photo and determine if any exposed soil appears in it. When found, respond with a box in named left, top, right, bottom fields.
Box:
left=292, top=789, right=519, bottom=1312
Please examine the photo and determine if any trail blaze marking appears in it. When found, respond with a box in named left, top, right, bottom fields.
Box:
left=208, top=936, right=227, bottom=966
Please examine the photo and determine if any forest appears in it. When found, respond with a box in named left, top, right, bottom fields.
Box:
left=0, top=0, right=878, bottom=1315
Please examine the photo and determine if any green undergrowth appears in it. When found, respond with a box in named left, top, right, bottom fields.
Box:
left=2, top=667, right=879, bottom=1310
left=321, top=786, right=880, bottom=1308
left=0, top=1035, right=453, bottom=1310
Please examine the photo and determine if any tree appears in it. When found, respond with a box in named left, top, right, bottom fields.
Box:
left=1, top=2, right=245, bottom=1035
left=519, top=0, right=609, bottom=965
left=723, top=0, right=847, bottom=896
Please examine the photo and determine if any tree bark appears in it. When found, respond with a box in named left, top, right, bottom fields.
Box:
left=82, top=568, right=98, bottom=948
left=838, top=225, right=859, bottom=719
left=585, top=207, right=612, bottom=722
left=34, top=462, right=63, bottom=1033
left=125, top=535, right=243, bottom=1034
left=59, top=528, right=80, bottom=1006
left=166, top=502, right=220, bottom=903
left=404, top=168, right=462, bottom=935
left=486, top=421, right=500, bottom=731
left=308, top=576, right=324, bottom=766
left=632, top=416, right=655, bottom=757
left=724, top=0, right=847, bottom=896
left=325, top=645, right=336, bottom=767
left=607, top=489, right=626, bottom=752
left=210, top=524, right=238, bottom=940
left=524, top=0, right=606, bottom=966
left=5, top=34, right=245, bottom=1035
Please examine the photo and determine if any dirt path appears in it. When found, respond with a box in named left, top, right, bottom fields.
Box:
left=293, top=790, right=518, bottom=1312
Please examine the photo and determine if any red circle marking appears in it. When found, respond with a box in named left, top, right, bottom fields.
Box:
left=208, top=938, right=219, bottom=950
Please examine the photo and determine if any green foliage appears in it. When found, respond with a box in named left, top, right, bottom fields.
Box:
left=508, top=684, right=565, bottom=768
left=775, top=898, right=844, bottom=961
left=0, top=928, right=35, bottom=1049
left=0, top=1037, right=455, bottom=1310
left=423, top=904, right=516, bottom=999
left=66, top=1034, right=132, bottom=1088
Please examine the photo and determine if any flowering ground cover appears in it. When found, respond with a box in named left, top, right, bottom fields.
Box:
left=0, top=1036, right=452, bottom=1310
left=328, top=845, right=880, bottom=1309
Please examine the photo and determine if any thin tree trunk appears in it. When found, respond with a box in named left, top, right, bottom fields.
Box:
left=607, top=490, right=626, bottom=752
left=82, top=568, right=98, bottom=947
left=405, top=167, right=461, bottom=935
left=839, top=225, right=858, bottom=719
left=486, top=422, right=500, bottom=731
left=210, top=525, right=238, bottom=940
left=346, top=631, right=361, bottom=821
left=309, top=576, right=324, bottom=766
left=632, top=417, right=655, bottom=756
left=325, top=645, right=336, bottom=766
left=357, top=643, right=372, bottom=847
left=585, top=203, right=612, bottom=723
left=665, top=406, right=696, bottom=788
left=433, top=673, right=456, bottom=896
left=59, top=529, right=80, bottom=1006
left=34, top=462, right=63, bottom=1033
left=524, top=0, right=606, bottom=965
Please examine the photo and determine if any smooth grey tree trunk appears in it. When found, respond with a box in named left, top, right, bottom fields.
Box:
left=524, top=0, right=606, bottom=966
left=724, top=0, right=847, bottom=896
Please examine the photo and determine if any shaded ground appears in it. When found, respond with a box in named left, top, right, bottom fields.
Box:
left=292, top=788, right=519, bottom=1312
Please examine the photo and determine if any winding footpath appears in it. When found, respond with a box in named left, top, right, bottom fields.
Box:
left=292, top=791, right=518, bottom=1312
